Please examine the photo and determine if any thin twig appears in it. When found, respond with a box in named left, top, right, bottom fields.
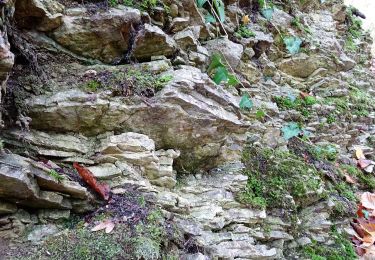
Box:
left=207, top=0, right=228, bottom=37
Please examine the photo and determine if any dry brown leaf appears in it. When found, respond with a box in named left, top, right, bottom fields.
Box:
left=91, top=220, right=115, bottom=233
left=356, top=148, right=366, bottom=160
left=362, top=193, right=375, bottom=211
left=242, top=15, right=250, bottom=25
left=105, top=221, right=115, bottom=233
left=361, top=244, right=375, bottom=260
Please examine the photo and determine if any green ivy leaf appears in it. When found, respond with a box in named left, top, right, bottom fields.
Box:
left=261, top=8, right=274, bottom=21
left=213, top=66, right=229, bottom=85
left=196, top=0, right=208, bottom=8
left=228, top=74, right=240, bottom=86
left=281, top=122, right=302, bottom=140
left=213, top=0, right=225, bottom=22
left=208, top=54, right=224, bottom=73
left=283, top=36, right=302, bottom=55
left=205, top=13, right=217, bottom=23
left=239, top=94, right=253, bottom=110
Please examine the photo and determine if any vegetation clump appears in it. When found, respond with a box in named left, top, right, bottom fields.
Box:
left=28, top=191, right=181, bottom=260
left=235, top=25, right=255, bottom=38
left=301, top=227, right=357, bottom=260
left=238, top=144, right=323, bottom=210
left=274, top=95, right=317, bottom=120
left=80, top=68, right=173, bottom=97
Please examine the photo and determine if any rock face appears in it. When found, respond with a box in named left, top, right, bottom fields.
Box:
left=1, top=0, right=375, bottom=258
left=52, top=7, right=142, bottom=63
left=26, top=66, right=248, bottom=169
left=0, top=153, right=90, bottom=210
left=133, top=24, right=177, bottom=60
left=15, top=0, right=65, bottom=31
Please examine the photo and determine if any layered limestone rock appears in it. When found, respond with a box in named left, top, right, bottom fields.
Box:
left=51, top=6, right=142, bottom=63
left=25, top=66, right=249, bottom=169
left=0, top=0, right=374, bottom=258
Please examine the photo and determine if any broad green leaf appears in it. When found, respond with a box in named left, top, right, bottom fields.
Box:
left=281, top=122, right=301, bottom=140
left=228, top=74, right=240, bottom=86
left=261, top=8, right=274, bottom=21
left=213, top=66, right=229, bottom=85
left=239, top=94, right=253, bottom=110
left=213, top=0, right=225, bottom=22
left=205, top=13, right=217, bottom=23
left=283, top=36, right=302, bottom=55
left=208, top=53, right=224, bottom=73
left=196, top=0, right=208, bottom=8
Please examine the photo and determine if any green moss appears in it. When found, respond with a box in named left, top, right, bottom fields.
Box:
left=302, top=227, right=356, bottom=260
left=28, top=205, right=177, bottom=260
left=335, top=182, right=357, bottom=202
left=238, top=146, right=323, bottom=209
left=274, top=95, right=317, bottom=121
left=345, top=7, right=363, bottom=52
left=235, top=26, right=256, bottom=38
left=340, top=164, right=375, bottom=190
left=79, top=68, right=172, bottom=96
left=84, top=80, right=101, bottom=92
left=310, top=145, right=338, bottom=162
left=48, top=169, right=64, bottom=182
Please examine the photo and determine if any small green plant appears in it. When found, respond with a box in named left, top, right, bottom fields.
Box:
left=85, top=80, right=101, bottom=92
left=154, top=74, right=173, bottom=91
left=291, top=16, right=311, bottom=34
left=345, top=6, right=363, bottom=52
left=141, top=0, right=158, bottom=10
left=108, top=0, right=118, bottom=7
left=235, top=25, right=255, bottom=38
left=274, top=95, right=317, bottom=121
left=197, top=0, right=225, bottom=24
left=256, top=109, right=266, bottom=120
left=311, top=145, right=338, bottom=161
left=48, top=169, right=64, bottom=182
left=326, top=114, right=336, bottom=124
left=208, top=53, right=240, bottom=86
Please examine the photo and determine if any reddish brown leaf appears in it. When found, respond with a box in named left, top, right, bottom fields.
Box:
left=299, top=92, right=310, bottom=99
left=358, top=204, right=366, bottom=218
left=352, top=221, right=366, bottom=238
left=73, top=162, right=110, bottom=200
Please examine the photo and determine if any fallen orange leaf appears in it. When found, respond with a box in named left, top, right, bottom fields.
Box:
left=362, top=192, right=375, bottom=211
left=73, top=162, right=110, bottom=200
